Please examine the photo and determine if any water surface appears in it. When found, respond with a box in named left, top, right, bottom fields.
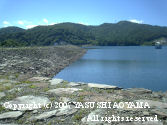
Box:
left=55, top=46, right=167, bottom=91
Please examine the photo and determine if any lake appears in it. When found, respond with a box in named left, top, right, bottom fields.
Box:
left=54, top=46, right=167, bottom=91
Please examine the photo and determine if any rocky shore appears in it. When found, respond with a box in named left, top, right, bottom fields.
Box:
left=0, top=45, right=86, bottom=78
left=0, top=46, right=167, bottom=125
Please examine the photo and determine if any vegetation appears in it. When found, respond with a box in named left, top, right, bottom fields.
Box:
left=0, top=21, right=167, bottom=47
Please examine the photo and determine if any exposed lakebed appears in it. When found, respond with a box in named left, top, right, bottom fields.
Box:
left=55, top=46, right=167, bottom=91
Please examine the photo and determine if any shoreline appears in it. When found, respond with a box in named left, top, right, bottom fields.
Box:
left=0, top=75, right=167, bottom=124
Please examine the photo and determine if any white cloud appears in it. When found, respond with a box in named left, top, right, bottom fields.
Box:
left=3, top=21, right=10, bottom=25
left=49, top=22, right=59, bottom=25
left=43, top=18, right=48, bottom=24
left=18, top=20, right=24, bottom=25
left=2, top=21, right=12, bottom=27
left=129, top=19, right=143, bottom=24
left=26, top=25, right=38, bottom=29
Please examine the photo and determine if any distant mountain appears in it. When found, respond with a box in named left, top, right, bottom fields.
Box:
left=0, top=26, right=25, bottom=35
left=0, top=21, right=167, bottom=47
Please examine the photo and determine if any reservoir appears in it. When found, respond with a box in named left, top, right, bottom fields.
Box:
left=54, top=46, right=167, bottom=91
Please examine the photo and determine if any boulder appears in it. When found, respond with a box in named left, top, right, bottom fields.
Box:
left=8, top=88, right=22, bottom=93
left=0, top=123, right=18, bottom=125
left=50, top=78, right=63, bottom=85
left=0, top=92, right=5, bottom=99
left=0, top=111, right=23, bottom=120
left=68, top=82, right=81, bottom=87
left=151, top=109, right=167, bottom=118
left=28, top=77, right=50, bottom=82
left=48, top=88, right=82, bottom=95
left=56, top=105, right=77, bottom=116
left=88, top=83, right=120, bottom=89
left=59, top=97, right=70, bottom=102
left=136, top=99, right=167, bottom=109
left=29, top=105, right=77, bottom=121
left=118, top=121, right=163, bottom=125
left=125, top=88, right=152, bottom=94
left=3, top=83, right=12, bottom=87
left=32, top=110, right=38, bottom=114
left=81, top=109, right=104, bottom=125
left=29, top=110, right=58, bottom=120
left=4, top=95, right=51, bottom=111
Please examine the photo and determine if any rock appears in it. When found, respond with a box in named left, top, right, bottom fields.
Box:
left=56, top=105, right=77, bottom=116
left=88, top=83, right=120, bottom=89
left=8, top=88, right=22, bottom=93
left=50, top=78, right=63, bottom=85
left=48, top=88, right=82, bottom=95
left=0, top=111, right=23, bottom=120
left=84, top=94, right=118, bottom=102
left=28, top=77, right=50, bottom=82
left=136, top=99, right=167, bottom=109
left=143, top=111, right=149, bottom=116
left=82, top=109, right=104, bottom=125
left=118, top=121, right=163, bottom=125
left=151, top=109, right=167, bottom=118
left=32, top=82, right=49, bottom=88
left=0, top=79, right=10, bottom=83
left=125, top=88, right=152, bottom=94
left=3, top=83, right=12, bottom=87
left=152, top=92, right=163, bottom=98
left=29, top=110, right=58, bottom=120
left=0, top=123, right=18, bottom=125
left=32, top=110, right=38, bottom=114
left=29, top=106, right=77, bottom=121
left=68, top=82, right=81, bottom=87
left=77, top=82, right=86, bottom=85
left=0, top=92, right=5, bottom=99
left=139, top=121, right=162, bottom=125
left=4, top=95, right=51, bottom=111
left=0, top=79, right=17, bottom=84
left=59, top=97, right=70, bottom=102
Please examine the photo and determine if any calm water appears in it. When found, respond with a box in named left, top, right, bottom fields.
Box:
left=54, top=46, right=167, bottom=91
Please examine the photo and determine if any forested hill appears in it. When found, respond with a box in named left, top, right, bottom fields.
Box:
left=0, top=21, right=167, bottom=47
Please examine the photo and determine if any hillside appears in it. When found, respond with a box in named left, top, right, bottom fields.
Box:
left=0, top=21, right=167, bottom=46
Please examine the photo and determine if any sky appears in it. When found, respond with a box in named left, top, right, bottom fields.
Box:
left=0, top=0, right=167, bottom=29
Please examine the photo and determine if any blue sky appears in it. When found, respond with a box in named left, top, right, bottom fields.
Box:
left=0, top=0, right=167, bottom=29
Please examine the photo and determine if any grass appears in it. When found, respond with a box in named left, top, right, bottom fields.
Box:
left=50, top=97, right=56, bottom=102
left=5, top=93, right=17, bottom=100
left=22, top=80, right=34, bottom=84
left=17, top=119, right=26, bottom=124
left=72, top=109, right=88, bottom=121
left=0, top=105, right=6, bottom=112
left=106, top=89, right=114, bottom=93
left=15, top=82, right=22, bottom=85
left=0, top=75, right=9, bottom=80
left=47, top=121, right=52, bottom=125
left=92, top=88, right=103, bottom=93
left=43, top=87, right=49, bottom=92
left=0, top=85, right=12, bottom=91
left=15, top=73, right=19, bottom=78
left=29, top=85, right=37, bottom=89
left=77, top=95, right=85, bottom=102
left=55, top=81, right=69, bottom=88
